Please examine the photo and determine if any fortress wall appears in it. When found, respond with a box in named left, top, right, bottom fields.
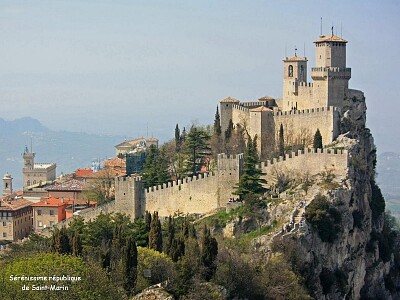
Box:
left=145, top=171, right=239, bottom=217
left=273, top=106, right=339, bottom=146
left=114, top=176, right=144, bottom=219
left=231, top=104, right=250, bottom=127
left=260, top=148, right=348, bottom=183
left=145, top=154, right=242, bottom=216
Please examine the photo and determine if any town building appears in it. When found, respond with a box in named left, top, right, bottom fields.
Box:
left=0, top=196, right=33, bottom=242
left=115, top=137, right=158, bottom=157
left=22, top=146, right=56, bottom=191
left=31, top=197, right=67, bottom=231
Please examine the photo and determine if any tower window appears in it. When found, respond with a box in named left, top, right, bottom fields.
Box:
left=300, top=65, right=304, bottom=80
left=288, top=65, right=293, bottom=77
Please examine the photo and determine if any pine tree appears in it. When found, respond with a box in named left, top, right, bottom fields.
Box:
left=313, top=128, right=323, bottom=149
left=185, top=126, right=211, bottom=176
left=149, top=211, right=163, bottom=252
left=143, top=145, right=171, bottom=188
left=122, top=236, right=138, bottom=296
left=279, top=123, right=285, bottom=157
left=200, top=225, right=218, bottom=280
left=234, top=135, right=267, bottom=199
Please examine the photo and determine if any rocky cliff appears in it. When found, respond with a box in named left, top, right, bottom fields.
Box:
left=258, top=91, right=400, bottom=299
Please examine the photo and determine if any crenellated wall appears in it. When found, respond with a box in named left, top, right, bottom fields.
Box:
left=259, top=148, right=348, bottom=183
left=113, top=153, right=243, bottom=218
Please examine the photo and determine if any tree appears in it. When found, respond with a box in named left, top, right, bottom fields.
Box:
left=225, top=119, right=234, bottom=141
left=234, top=135, right=267, bottom=200
left=279, top=123, right=285, bottom=157
left=185, top=126, right=211, bottom=176
left=52, top=226, right=71, bottom=254
left=200, top=225, right=218, bottom=280
left=122, top=236, right=138, bottom=296
left=142, top=145, right=171, bottom=189
left=175, top=124, right=181, bottom=152
left=71, top=231, right=82, bottom=256
left=149, top=212, right=163, bottom=252
left=213, top=106, right=222, bottom=137
left=313, top=128, right=323, bottom=149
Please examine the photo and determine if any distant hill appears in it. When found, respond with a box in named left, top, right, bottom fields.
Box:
left=376, top=152, right=400, bottom=218
left=0, top=117, right=126, bottom=190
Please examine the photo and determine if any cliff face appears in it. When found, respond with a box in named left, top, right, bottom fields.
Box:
left=268, top=91, right=400, bottom=299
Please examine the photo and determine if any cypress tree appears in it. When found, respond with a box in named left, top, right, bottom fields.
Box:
left=54, top=226, right=70, bottom=254
left=200, top=225, right=218, bottom=280
left=149, top=212, right=163, bottom=252
left=175, top=124, right=181, bottom=152
left=213, top=106, right=222, bottom=137
left=165, top=216, right=175, bottom=257
left=123, top=236, right=138, bottom=296
left=225, top=119, right=234, bottom=140
left=313, top=128, right=323, bottom=149
left=71, top=232, right=82, bottom=256
left=279, top=123, right=285, bottom=157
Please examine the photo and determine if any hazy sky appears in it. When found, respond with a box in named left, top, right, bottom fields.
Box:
left=0, top=0, right=399, bottom=153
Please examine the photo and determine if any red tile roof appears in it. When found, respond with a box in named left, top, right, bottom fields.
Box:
left=0, top=197, right=33, bottom=211
left=31, top=197, right=69, bottom=207
left=75, top=168, right=93, bottom=177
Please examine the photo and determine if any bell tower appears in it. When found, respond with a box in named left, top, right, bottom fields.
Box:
left=3, top=173, right=12, bottom=196
left=282, top=51, right=308, bottom=111
left=23, top=145, right=35, bottom=170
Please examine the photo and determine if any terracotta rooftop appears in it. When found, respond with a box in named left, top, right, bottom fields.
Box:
left=104, top=157, right=126, bottom=169
left=85, top=168, right=126, bottom=179
left=0, top=197, right=33, bottom=211
left=75, top=168, right=93, bottom=177
left=314, top=34, right=347, bottom=43
left=46, top=179, right=86, bottom=191
left=220, top=96, right=240, bottom=103
left=31, top=197, right=69, bottom=207
left=258, top=95, right=275, bottom=100
left=250, top=106, right=273, bottom=112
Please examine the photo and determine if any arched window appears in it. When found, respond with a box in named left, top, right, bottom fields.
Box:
left=27, top=180, right=30, bottom=186
left=288, top=65, right=293, bottom=77
left=5, top=183, right=8, bottom=188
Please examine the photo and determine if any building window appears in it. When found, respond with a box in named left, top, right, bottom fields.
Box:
left=2, top=232, right=6, bottom=238
left=288, top=65, right=293, bottom=77
left=50, top=210, right=54, bottom=216
left=27, top=180, right=30, bottom=186
left=2, top=221, right=6, bottom=227
left=50, top=221, right=55, bottom=226
left=38, top=221, right=43, bottom=227
left=37, top=210, right=42, bottom=216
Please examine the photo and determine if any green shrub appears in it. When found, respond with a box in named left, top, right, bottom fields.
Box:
left=319, top=268, right=335, bottom=294
left=370, top=180, right=385, bottom=221
left=305, top=194, right=341, bottom=243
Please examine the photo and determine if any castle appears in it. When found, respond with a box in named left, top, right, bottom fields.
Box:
left=220, top=32, right=360, bottom=159
left=99, top=31, right=362, bottom=220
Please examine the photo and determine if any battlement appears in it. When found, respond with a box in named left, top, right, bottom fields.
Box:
left=258, top=148, right=348, bottom=168
left=298, top=82, right=313, bottom=87
left=241, top=101, right=268, bottom=108
left=273, top=106, right=337, bottom=116
left=231, top=103, right=250, bottom=113
left=311, top=67, right=351, bottom=79
left=259, top=147, right=349, bottom=183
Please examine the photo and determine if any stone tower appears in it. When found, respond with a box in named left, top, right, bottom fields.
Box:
left=3, top=173, right=13, bottom=195
left=282, top=53, right=308, bottom=111
left=311, top=33, right=351, bottom=107
left=23, top=146, right=35, bottom=170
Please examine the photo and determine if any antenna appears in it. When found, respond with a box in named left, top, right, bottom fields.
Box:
left=30, top=137, right=33, bottom=153
left=304, top=43, right=306, bottom=58
left=320, top=17, right=322, bottom=35
left=341, top=22, right=343, bottom=38
left=294, top=45, right=297, bottom=57
left=331, top=25, right=334, bottom=36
